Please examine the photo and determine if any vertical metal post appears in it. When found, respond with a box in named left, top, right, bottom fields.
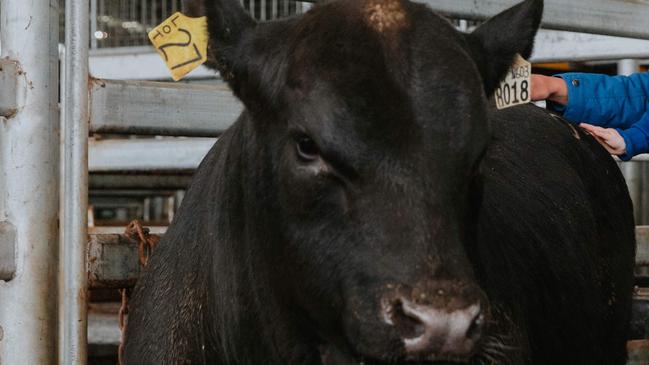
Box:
left=91, top=0, right=98, bottom=49
left=0, top=0, right=60, bottom=363
left=261, top=0, right=267, bottom=21
left=141, top=0, right=148, bottom=30
left=60, top=0, right=90, bottom=362
left=618, top=59, right=644, bottom=224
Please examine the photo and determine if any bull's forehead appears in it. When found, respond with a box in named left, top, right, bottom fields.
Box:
left=285, top=0, right=484, bottom=154
left=289, top=0, right=470, bottom=89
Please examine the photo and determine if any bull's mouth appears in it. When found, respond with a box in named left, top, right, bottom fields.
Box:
left=320, top=343, right=476, bottom=365
left=362, top=360, right=469, bottom=364
left=347, top=356, right=473, bottom=365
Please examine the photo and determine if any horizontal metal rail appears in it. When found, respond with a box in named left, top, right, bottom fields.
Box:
left=87, top=226, right=649, bottom=290
left=89, top=79, right=241, bottom=137
left=88, top=306, right=121, bottom=347
left=87, top=34, right=649, bottom=77
left=531, top=30, right=649, bottom=63
left=89, top=46, right=216, bottom=80
left=89, top=138, right=215, bottom=172
left=413, top=0, right=649, bottom=40
left=90, top=173, right=193, bottom=189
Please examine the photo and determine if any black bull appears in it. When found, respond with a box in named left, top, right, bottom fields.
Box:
left=124, top=0, right=636, bottom=364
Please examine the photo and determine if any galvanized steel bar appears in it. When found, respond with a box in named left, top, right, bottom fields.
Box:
left=89, top=138, right=215, bottom=172
left=414, top=0, right=649, bottom=39
left=0, top=0, right=60, bottom=363
left=60, top=0, right=90, bottom=362
left=88, top=305, right=122, bottom=346
left=261, top=0, right=267, bottom=20
left=89, top=79, right=241, bottom=136
left=531, top=30, right=649, bottom=63
left=90, top=0, right=99, bottom=49
left=88, top=46, right=215, bottom=80
left=89, top=174, right=194, bottom=189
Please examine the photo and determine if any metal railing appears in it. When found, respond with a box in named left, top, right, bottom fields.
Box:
left=53, top=0, right=306, bottom=49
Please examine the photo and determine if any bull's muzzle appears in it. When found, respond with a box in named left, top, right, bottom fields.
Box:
left=381, top=293, right=484, bottom=361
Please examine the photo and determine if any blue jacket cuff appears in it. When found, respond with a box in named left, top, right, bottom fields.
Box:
left=618, top=127, right=648, bottom=161
left=554, top=73, right=588, bottom=123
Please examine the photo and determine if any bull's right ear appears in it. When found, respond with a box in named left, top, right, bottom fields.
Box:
left=465, top=0, right=543, bottom=96
left=183, top=0, right=257, bottom=91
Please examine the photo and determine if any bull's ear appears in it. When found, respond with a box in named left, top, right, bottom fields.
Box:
left=183, top=0, right=256, bottom=88
left=465, top=0, right=543, bottom=95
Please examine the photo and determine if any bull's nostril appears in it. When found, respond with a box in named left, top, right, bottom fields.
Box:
left=384, top=299, right=426, bottom=339
left=466, top=311, right=484, bottom=341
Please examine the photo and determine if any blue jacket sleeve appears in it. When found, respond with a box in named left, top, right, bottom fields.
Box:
left=549, top=72, right=649, bottom=129
left=617, top=111, right=649, bottom=161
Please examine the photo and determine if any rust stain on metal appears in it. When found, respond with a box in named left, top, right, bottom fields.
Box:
left=2, top=109, right=18, bottom=119
left=125, top=220, right=160, bottom=267
left=89, top=76, right=107, bottom=89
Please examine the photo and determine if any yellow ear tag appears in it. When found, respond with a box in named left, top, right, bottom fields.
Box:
left=494, top=54, right=532, bottom=110
left=148, top=12, right=208, bottom=81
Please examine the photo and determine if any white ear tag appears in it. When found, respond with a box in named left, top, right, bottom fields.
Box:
left=494, top=54, right=532, bottom=110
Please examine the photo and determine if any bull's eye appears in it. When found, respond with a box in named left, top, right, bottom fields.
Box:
left=296, top=136, right=320, bottom=162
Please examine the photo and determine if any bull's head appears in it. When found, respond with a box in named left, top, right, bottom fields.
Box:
left=191, top=0, right=542, bottom=362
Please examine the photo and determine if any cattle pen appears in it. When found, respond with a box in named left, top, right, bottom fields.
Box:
left=3, top=0, right=649, bottom=363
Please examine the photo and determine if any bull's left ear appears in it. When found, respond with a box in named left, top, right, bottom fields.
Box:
left=184, top=0, right=256, bottom=83
left=465, top=0, right=543, bottom=96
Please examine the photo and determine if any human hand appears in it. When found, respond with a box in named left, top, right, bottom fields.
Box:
left=531, top=74, right=569, bottom=105
left=579, top=123, right=626, bottom=155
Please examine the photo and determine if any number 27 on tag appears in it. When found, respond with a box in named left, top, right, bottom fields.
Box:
left=148, top=12, right=208, bottom=81
left=495, top=54, right=531, bottom=110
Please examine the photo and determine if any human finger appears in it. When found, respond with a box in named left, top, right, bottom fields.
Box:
left=531, top=75, right=550, bottom=101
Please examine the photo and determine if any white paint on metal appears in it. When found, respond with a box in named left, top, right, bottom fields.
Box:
left=89, top=138, right=216, bottom=172
left=0, top=0, right=60, bottom=363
